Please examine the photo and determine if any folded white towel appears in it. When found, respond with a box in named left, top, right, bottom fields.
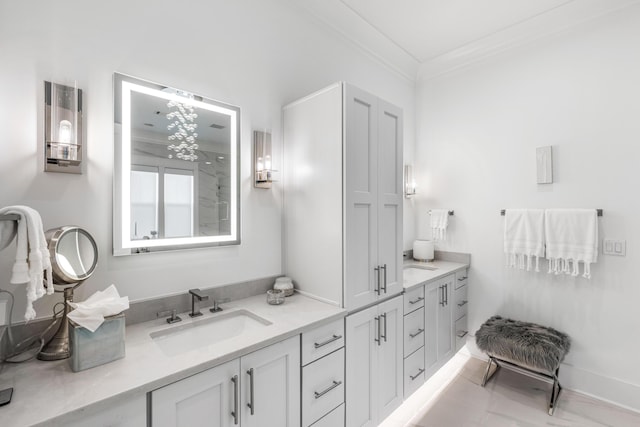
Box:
left=545, top=209, right=598, bottom=279
left=0, top=206, right=52, bottom=320
left=504, top=209, right=545, bottom=272
left=430, top=209, right=449, bottom=241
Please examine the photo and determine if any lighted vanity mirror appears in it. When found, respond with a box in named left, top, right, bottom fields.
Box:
left=113, top=73, right=240, bottom=255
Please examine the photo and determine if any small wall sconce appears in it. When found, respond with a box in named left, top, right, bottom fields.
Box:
left=44, top=81, right=83, bottom=174
left=254, top=130, right=276, bottom=189
left=404, top=164, right=416, bottom=197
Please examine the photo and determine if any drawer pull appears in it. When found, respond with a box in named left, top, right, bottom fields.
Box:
left=410, top=368, right=425, bottom=381
left=231, top=375, right=239, bottom=425
left=457, top=300, right=468, bottom=307
left=458, top=276, right=468, bottom=281
left=409, top=328, right=424, bottom=339
left=457, top=330, right=469, bottom=338
left=314, top=380, right=342, bottom=399
left=314, top=334, right=343, bottom=349
left=408, top=296, right=424, bottom=305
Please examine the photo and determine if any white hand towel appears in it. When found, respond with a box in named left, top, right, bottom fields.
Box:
left=504, top=209, right=545, bottom=272
left=545, top=209, right=598, bottom=279
left=0, top=205, right=51, bottom=320
left=430, top=209, right=449, bottom=241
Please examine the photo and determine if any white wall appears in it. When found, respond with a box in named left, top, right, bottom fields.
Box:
left=0, top=0, right=415, bottom=321
left=415, top=5, right=640, bottom=410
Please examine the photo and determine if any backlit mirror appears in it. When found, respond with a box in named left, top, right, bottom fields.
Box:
left=113, top=73, right=240, bottom=255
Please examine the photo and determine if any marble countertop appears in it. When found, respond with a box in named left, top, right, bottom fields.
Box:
left=403, top=259, right=469, bottom=290
left=0, top=293, right=346, bottom=426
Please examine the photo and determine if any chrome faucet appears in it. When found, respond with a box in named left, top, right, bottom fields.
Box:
left=157, top=309, right=182, bottom=324
left=189, top=288, right=209, bottom=317
left=210, top=298, right=230, bottom=313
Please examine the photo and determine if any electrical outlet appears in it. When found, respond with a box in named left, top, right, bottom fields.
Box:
left=603, top=239, right=626, bottom=256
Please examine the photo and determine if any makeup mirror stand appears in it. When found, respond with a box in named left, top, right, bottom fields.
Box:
left=37, top=282, right=84, bottom=361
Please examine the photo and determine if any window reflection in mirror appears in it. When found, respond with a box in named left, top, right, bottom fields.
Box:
left=114, top=73, right=240, bottom=255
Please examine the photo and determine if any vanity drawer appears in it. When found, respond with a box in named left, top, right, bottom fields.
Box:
left=404, top=286, right=425, bottom=313
left=455, top=315, right=469, bottom=351
left=302, top=318, right=345, bottom=366
left=404, top=307, right=425, bottom=356
left=454, top=284, right=468, bottom=321
left=455, top=269, right=468, bottom=289
left=404, top=346, right=425, bottom=397
left=310, top=403, right=344, bottom=427
left=302, top=348, right=345, bottom=427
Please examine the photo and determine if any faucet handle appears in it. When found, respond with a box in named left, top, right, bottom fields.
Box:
left=210, top=298, right=230, bottom=313
left=157, top=309, right=182, bottom=324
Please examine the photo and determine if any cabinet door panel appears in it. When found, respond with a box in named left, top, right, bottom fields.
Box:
left=437, top=277, right=453, bottom=361
left=151, top=359, right=238, bottom=427
left=345, top=85, right=379, bottom=310
left=346, top=306, right=378, bottom=427
left=424, top=284, right=439, bottom=373
left=377, top=296, right=404, bottom=422
left=241, top=335, right=300, bottom=427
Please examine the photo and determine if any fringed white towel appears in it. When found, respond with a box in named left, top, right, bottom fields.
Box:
left=545, top=209, right=598, bottom=279
left=430, top=209, right=449, bottom=241
left=0, top=206, right=52, bottom=320
left=504, top=209, right=545, bottom=272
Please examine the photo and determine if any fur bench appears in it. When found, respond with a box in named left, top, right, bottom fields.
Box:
left=475, top=315, right=571, bottom=415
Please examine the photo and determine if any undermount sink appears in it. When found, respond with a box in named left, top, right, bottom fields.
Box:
left=150, top=309, right=272, bottom=356
left=404, top=264, right=438, bottom=271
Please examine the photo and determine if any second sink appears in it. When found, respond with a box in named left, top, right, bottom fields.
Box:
left=150, top=309, right=272, bottom=356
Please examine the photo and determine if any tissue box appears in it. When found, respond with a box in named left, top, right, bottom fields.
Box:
left=69, top=312, right=125, bottom=372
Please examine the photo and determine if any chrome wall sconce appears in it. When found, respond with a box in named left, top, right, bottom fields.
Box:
left=44, top=81, right=83, bottom=174
left=404, top=164, right=416, bottom=197
left=254, top=130, right=276, bottom=189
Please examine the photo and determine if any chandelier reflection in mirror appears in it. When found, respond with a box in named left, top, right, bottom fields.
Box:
left=113, top=73, right=241, bottom=255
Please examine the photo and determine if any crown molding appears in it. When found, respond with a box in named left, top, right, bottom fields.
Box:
left=417, top=0, right=640, bottom=81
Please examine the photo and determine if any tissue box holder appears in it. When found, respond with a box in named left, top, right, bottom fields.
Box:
left=69, top=312, right=125, bottom=372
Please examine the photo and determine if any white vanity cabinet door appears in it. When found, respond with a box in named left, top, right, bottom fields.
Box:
left=240, top=335, right=301, bottom=427
left=424, top=274, right=455, bottom=376
left=151, top=359, right=239, bottom=427
left=301, top=318, right=344, bottom=365
left=376, top=295, right=404, bottom=423
left=437, top=275, right=453, bottom=362
left=302, top=348, right=345, bottom=426
left=404, top=306, right=425, bottom=356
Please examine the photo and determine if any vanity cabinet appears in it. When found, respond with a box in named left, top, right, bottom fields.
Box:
left=345, top=295, right=403, bottom=427
left=151, top=335, right=300, bottom=427
left=283, top=82, right=403, bottom=311
left=425, top=274, right=454, bottom=376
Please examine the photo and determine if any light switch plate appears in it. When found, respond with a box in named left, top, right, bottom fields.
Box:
left=603, top=239, right=626, bottom=256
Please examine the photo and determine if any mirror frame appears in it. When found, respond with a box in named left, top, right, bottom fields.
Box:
left=46, top=226, right=98, bottom=284
left=113, top=73, right=241, bottom=255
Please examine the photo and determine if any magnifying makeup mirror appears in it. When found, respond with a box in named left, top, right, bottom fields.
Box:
left=38, top=226, right=98, bottom=361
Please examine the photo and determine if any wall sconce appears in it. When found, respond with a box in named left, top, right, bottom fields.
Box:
left=254, top=130, right=276, bottom=189
left=44, top=81, right=83, bottom=174
left=404, top=164, right=416, bottom=197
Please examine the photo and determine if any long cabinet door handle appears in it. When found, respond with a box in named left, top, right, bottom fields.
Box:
left=314, top=380, right=342, bottom=399
left=410, top=368, right=425, bottom=381
left=314, top=334, right=343, bottom=349
left=445, top=283, right=448, bottom=305
left=381, top=264, right=387, bottom=293
left=231, top=375, right=239, bottom=425
left=246, top=368, right=255, bottom=415
left=374, top=266, right=381, bottom=295
left=457, top=330, right=469, bottom=338
left=409, top=296, right=424, bottom=305
left=409, top=328, right=424, bottom=339
left=439, top=286, right=444, bottom=307
left=457, top=300, right=468, bottom=307
left=381, top=312, right=387, bottom=342
left=374, top=316, right=381, bottom=345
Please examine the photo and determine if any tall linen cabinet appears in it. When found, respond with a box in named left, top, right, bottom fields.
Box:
left=283, top=82, right=403, bottom=426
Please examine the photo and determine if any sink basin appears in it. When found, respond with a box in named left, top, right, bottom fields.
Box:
left=150, top=309, right=272, bottom=356
left=403, top=264, right=438, bottom=271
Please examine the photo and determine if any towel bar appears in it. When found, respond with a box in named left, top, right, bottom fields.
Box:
left=500, top=209, right=602, bottom=216
left=0, top=214, right=20, bottom=221
left=429, top=210, right=454, bottom=216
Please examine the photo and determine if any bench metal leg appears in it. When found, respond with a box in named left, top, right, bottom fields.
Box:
left=548, top=368, right=562, bottom=416
left=481, top=356, right=498, bottom=387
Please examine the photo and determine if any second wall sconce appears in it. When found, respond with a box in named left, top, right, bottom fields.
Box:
left=254, top=130, right=276, bottom=189
left=404, top=164, right=416, bottom=197
left=44, top=81, right=83, bottom=174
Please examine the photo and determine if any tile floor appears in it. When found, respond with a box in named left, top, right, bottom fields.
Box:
left=380, top=351, right=640, bottom=427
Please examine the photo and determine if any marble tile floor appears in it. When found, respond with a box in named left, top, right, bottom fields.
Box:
left=380, top=351, right=640, bottom=427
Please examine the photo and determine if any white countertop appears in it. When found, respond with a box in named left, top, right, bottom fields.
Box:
left=0, top=293, right=346, bottom=426
left=403, top=259, right=469, bottom=290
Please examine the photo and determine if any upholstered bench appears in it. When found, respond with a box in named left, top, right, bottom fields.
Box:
left=475, top=315, right=571, bottom=415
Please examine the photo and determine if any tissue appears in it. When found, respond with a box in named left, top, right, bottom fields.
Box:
left=68, top=284, right=129, bottom=332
